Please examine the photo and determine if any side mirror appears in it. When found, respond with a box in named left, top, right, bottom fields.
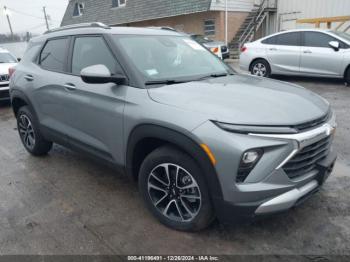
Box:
left=329, top=41, right=340, bottom=51
left=80, top=64, right=126, bottom=85
left=17, top=58, right=21, bottom=62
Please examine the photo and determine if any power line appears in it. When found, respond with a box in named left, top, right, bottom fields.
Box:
left=6, top=7, right=60, bottom=22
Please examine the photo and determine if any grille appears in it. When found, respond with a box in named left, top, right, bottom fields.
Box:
left=221, top=46, right=228, bottom=53
left=293, top=113, right=330, bottom=132
left=283, top=136, right=332, bottom=179
left=0, top=74, right=9, bottom=82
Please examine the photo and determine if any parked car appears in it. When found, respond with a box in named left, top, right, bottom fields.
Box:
left=190, top=34, right=230, bottom=60
left=240, top=29, right=350, bottom=84
left=0, top=48, right=18, bottom=101
left=148, top=27, right=230, bottom=59
left=10, top=23, right=337, bottom=231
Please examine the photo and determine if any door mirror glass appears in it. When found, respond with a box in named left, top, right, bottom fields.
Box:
left=329, top=41, right=340, bottom=51
left=80, top=64, right=126, bottom=84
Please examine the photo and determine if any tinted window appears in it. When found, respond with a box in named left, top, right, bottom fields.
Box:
left=71, top=36, right=117, bottom=75
left=40, top=38, right=69, bottom=72
left=303, top=32, right=335, bottom=48
left=262, top=36, right=277, bottom=45
left=262, top=32, right=300, bottom=46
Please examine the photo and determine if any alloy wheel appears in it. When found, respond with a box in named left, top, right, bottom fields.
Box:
left=252, top=63, right=267, bottom=77
left=18, top=114, right=36, bottom=150
left=147, top=163, right=202, bottom=222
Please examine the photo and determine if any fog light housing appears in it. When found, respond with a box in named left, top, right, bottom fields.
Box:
left=236, top=149, right=263, bottom=183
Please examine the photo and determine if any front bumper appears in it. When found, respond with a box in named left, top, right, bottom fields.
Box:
left=0, top=85, right=10, bottom=101
left=214, top=151, right=336, bottom=223
left=192, top=117, right=337, bottom=223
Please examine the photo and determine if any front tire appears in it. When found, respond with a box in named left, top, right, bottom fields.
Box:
left=17, top=106, right=52, bottom=156
left=138, top=146, right=214, bottom=231
left=250, top=59, right=271, bottom=77
left=345, top=67, right=350, bottom=85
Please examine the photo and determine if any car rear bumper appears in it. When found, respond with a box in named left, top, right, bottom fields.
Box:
left=222, top=52, right=230, bottom=59
left=215, top=151, right=337, bottom=223
left=0, top=85, right=10, bottom=101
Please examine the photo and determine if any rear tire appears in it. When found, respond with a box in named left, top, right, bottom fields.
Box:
left=138, top=145, right=214, bottom=231
left=250, top=59, right=271, bottom=78
left=17, top=106, right=52, bottom=156
left=345, top=67, right=350, bottom=85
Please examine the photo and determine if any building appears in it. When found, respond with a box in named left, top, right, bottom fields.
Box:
left=61, top=0, right=262, bottom=44
left=61, top=0, right=350, bottom=57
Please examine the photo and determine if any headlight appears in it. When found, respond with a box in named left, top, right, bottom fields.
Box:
left=214, top=121, right=298, bottom=134
left=237, top=149, right=264, bottom=183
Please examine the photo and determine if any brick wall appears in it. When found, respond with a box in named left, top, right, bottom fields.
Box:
left=117, top=11, right=248, bottom=43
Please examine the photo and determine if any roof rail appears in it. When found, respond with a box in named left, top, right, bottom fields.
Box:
left=44, top=22, right=110, bottom=34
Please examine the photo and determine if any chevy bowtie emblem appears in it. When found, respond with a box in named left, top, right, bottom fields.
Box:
left=325, top=124, right=336, bottom=136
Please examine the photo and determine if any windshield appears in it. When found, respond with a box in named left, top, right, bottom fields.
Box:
left=0, top=52, right=17, bottom=63
left=113, top=35, right=230, bottom=83
left=331, top=31, right=350, bottom=42
left=190, top=35, right=213, bottom=44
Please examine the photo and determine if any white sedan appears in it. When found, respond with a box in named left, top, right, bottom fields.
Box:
left=239, top=29, right=350, bottom=84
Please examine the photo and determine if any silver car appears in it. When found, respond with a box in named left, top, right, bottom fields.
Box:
left=240, top=29, right=350, bottom=84
left=10, top=23, right=337, bottom=231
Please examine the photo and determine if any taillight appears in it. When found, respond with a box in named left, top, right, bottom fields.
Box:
left=9, top=67, right=16, bottom=78
left=240, top=46, right=247, bottom=53
left=210, top=47, right=219, bottom=53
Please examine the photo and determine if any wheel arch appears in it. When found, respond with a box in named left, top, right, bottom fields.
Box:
left=249, top=57, right=271, bottom=72
left=126, top=124, right=223, bottom=200
left=10, top=90, right=37, bottom=118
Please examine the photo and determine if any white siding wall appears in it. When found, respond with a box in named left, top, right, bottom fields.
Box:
left=277, top=0, right=350, bottom=31
left=210, top=0, right=256, bottom=12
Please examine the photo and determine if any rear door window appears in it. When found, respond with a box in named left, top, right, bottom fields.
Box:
left=262, top=32, right=301, bottom=46
left=39, top=38, right=70, bottom=72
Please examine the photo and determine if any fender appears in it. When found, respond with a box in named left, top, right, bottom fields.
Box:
left=126, top=124, right=223, bottom=200
left=10, top=89, right=38, bottom=118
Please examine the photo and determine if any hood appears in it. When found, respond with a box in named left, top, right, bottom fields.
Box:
left=148, top=75, right=330, bottom=126
left=0, top=63, right=17, bottom=75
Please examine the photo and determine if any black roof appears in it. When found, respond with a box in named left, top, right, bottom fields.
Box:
left=61, top=0, right=212, bottom=26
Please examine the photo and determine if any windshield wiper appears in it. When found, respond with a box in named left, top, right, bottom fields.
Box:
left=194, top=72, right=230, bottom=81
left=145, top=79, right=188, bottom=86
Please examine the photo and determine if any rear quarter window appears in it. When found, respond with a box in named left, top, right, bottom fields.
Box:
left=39, top=38, right=69, bottom=72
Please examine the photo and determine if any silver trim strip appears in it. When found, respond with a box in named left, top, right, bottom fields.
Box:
left=249, top=123, right=335, bottom=149
left=255, top=180, right=319, bottom=214
left=249, top=114, right=336, bottom=170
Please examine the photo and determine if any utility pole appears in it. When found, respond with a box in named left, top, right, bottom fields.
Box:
left=4, top=6, right=14, bottom=40
left=225, top=0, right=228, bottom=45
left=43, top=6, right=50, bottom=30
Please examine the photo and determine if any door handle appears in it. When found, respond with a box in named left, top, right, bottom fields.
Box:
left=269, top=48, right=278, bottom=51
left=24, top=75, right=34, bottom=81
left=303, top=50, right=312, bottom=54
left=63, top=83, right=76, bottom=91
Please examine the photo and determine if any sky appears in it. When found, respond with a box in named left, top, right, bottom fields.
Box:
left=0, top=0, right=69, bottom=35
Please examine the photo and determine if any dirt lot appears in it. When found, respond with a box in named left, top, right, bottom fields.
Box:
left=0, top=70, right=349, bottom=255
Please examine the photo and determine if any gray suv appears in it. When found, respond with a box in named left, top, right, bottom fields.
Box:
left=10, top=23, right=337, bottom=231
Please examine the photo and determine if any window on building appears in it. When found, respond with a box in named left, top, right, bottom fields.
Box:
left=112, top=0, right=126, bottom=8
left=73, top=2, right=84, bottom=17
left=39, top=38, right=70, bottom=72
left=204, top=19, right=215, bottom=36
left=71, top=36, right=118, bottom=75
